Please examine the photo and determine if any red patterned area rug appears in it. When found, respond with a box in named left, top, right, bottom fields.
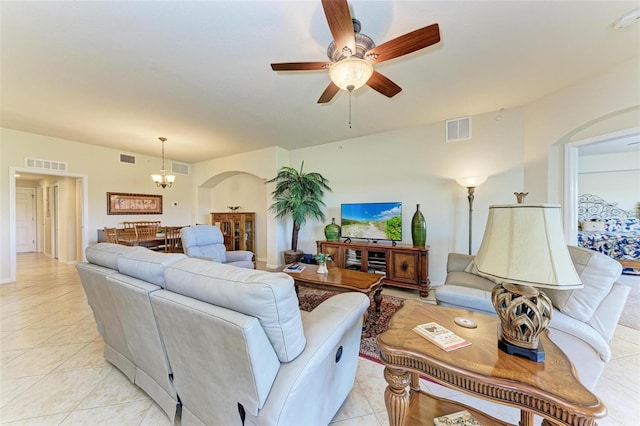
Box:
left=297, top=287, right=405, bottom=363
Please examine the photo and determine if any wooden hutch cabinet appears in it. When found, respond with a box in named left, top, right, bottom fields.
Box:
left=317, top=240, right=430, bottom=297
left=211, top=212, right=255, bottom=253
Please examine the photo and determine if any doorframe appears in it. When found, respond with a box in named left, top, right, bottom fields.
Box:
left=563, top=126, right=640, bottom=244
left=7, top=167, right=89, bottom=284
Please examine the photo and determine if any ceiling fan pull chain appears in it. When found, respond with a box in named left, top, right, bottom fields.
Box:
left=348, top=90, right=352, bottom=129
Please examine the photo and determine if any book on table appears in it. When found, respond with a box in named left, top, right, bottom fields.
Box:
left=433, top=409, right=482, bottom=425
left=283, top=263, right=305, bottom=273
left=413, top=321, right=471, bottom=351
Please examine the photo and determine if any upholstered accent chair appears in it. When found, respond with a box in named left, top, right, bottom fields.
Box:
left=181, top=224, right=254, bottom=268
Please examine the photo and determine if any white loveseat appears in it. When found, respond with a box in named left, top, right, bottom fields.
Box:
left=434, top=245, right=630, bottom=391
left=76, top=243, right=369, bottom=425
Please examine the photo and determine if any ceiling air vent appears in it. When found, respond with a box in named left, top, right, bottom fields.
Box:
left=119, top=153, right=136, bottom=164
left=172, top=161, right=189, bottom=175
left=446, top=116, right=472, bottom=142
left=25, top=157, right=68, bottom=172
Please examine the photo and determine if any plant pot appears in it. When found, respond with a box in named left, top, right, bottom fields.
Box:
left=284, top=249, right=304, bottom=265
left=317, top=263, right=328, bottom=274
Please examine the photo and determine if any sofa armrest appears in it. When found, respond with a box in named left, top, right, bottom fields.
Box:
left=250, top=292, right=369, bottom=425
left=447, top=253, right=474, bottom=273
left=226, top=250, right=254, bottom=263
left=549, top=310, right=612, bottom=362
left=587, top=282, right=631, bottom=345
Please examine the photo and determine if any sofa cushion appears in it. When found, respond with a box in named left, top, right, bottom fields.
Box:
left=544, top=246, right=622, bottom=322
left=164, top=258, right=305, bottom=362
left=117, top=249, right=187, bottom=288
left=85, top=243, right=143, bottom=270
left=444, top=270, right=496, bottom=292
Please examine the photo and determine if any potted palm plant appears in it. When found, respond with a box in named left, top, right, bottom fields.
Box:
left=267, top=161, right=332, bottom=264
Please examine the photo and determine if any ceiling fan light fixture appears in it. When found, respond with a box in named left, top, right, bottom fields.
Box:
left=329, top=57, right=374, bottom=92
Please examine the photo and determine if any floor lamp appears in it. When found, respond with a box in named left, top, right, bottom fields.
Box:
left=456, top=176, right=488, bottom=255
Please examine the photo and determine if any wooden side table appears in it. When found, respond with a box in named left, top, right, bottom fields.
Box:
left=377, top=301, right=606, bottom=426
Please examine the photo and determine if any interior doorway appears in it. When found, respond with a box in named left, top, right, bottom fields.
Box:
left=6, top=167, right=89, bottom=284
left=564, top=126, right=640, bottom=244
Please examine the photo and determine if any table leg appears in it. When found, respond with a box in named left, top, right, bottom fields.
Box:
left=373, top=287, right=383, bottom=313
left=384, top=367, right=411, bottom=426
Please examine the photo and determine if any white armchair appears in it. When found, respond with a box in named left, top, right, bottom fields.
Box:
left=181, top=224, right=254, bottom=269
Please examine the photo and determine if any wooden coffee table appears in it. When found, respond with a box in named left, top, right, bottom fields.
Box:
left=377, top=300, right=606, bottom=426
left=285, top=264, right=384, bottom=312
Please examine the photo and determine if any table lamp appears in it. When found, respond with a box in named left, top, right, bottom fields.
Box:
left=473, top=203, right=582, bottom=362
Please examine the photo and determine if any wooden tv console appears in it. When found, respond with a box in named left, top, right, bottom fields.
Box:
left=317, top=240, right=430, bottom=297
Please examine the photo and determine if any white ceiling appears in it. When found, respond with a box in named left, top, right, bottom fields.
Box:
left=2, top=1, right=640, bottom=164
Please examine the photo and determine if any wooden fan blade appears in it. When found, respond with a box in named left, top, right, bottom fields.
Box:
left=366, top=71, right=402, bottom=98
left=318, top=82, right=340, bottom=103
left=271, top=62, right=331, bottom=71
left=366, top=23, right=440, bottom=63
left=322, top=0, right=356, bottom=57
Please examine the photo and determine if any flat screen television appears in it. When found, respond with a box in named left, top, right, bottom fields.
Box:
left=340, top=202, right=402, bottom=242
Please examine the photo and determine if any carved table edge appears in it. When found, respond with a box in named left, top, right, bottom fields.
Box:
left=379, top=351, right=605, bottom=426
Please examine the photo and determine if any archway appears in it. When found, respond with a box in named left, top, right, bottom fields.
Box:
left=198, top=171, right=273, bottom=267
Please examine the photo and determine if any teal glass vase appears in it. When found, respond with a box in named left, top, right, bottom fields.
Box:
left=411, top=204, right=426, bottom=247
left=324, top=218, right=341, bottom=242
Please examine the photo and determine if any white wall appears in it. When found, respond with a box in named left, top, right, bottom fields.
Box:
left=578, top=151, right=640, bottom=212
left=0, top=128, right=194, bottom=283
left=523, top=57, right=640, bottom=205
left=206, top=108, right=525, bottom=283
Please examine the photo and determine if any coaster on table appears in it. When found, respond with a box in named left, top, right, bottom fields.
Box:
left=454, top=317, right=477, bottom=328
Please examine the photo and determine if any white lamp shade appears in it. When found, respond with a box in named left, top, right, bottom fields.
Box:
left=456, top=176, right=487, bottom=188
left=151, top=174, right=163, bottom=183
left=329, top=58, right=374, bottom=91
left=474, top=204, right=582, bottom=289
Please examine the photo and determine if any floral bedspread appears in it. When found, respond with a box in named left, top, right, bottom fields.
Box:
left=578, top=218, right=640, bottom=274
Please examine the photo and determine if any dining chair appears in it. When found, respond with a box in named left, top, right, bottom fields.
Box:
left=134, top=224, right=160, bottom=249
left=104, top=227, right=120, bottom=244
left=164, top=227, right=183, bottom=253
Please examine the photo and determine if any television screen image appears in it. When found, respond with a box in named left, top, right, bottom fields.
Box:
left=340, top=202, right=402, bottom=241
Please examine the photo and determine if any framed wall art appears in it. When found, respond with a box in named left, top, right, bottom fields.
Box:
left=107, top=192, right=163, bottom=215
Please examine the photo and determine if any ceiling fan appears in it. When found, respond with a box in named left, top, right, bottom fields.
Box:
left=271, top=0, right=441, bottom=104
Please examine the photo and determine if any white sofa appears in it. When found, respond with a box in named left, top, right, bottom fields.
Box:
left=76, top=243, right=369, bottom=425
left=434, top=245, right=630, bottom=391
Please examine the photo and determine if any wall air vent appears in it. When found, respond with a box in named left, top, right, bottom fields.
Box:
left=25, top=157, right=68, bottom=172
left=445, top=116, right=472, bottom=142
left=119, top=153, right=136, bottom=164
left=172, top=161, right=189, bottom=175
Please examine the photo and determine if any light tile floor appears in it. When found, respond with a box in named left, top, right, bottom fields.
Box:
left=1, top=254, right=638, bottom=425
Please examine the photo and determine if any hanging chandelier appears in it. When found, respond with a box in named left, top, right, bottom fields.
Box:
left=151, top=137, right=175, bottom=189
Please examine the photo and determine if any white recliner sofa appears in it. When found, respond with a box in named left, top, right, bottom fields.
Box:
left=76, top=243, right=369, bottom=425
left=181, top=224, right=255, bottom=268
left=434, top=245, right=630, bottom=391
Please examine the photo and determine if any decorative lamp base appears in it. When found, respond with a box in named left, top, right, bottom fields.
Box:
left=498, top=337, right=545, bottom=362
left=491, top=282, right=552, bottom=362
